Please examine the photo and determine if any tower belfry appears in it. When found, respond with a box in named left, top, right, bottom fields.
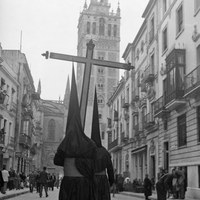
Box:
left=77, top=0, right=121, bottom=147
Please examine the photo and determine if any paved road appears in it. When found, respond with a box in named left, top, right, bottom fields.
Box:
left=10, top=188, right=142, bottom=200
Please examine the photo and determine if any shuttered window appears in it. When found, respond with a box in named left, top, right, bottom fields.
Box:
left=177, top=114, right=187, bottom=147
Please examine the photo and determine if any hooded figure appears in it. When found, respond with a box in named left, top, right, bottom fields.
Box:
left=91, top=88, right=114, bottom=200
left=54, top=66, right=97, bottom=200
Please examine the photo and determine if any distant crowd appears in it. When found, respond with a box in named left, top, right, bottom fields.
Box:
left=0, top=166, right=61, bottom=198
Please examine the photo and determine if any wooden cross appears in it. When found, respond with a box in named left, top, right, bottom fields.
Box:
left=42, top=39, right=134, bottom=129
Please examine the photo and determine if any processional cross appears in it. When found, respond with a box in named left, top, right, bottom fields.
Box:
left=42, top=39, right=134, bottom=129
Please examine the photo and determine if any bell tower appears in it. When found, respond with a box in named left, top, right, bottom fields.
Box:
left=77, top=0, right=121, bottom=147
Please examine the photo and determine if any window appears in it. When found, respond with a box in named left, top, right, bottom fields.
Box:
left=87, top=22, right=90, bottom=34
left=99, top=18, right=105, bottom=36
left=101, top=131, right=105, bottom=140
left=48, top=119, right=55, bottom=140
left=197, top=45, right=200, bottom=66
left=113, top=25, right=117, bottom=37
left=149, top=16, right=154, bottom=43
left=194, top=0, right=200, bottom=14
left=98, top=68, right=104, bottom=74
left=163, top=142, right=169, bottom=172
left=163, top=0, right=167, bottom=14
left=0, top=78, right=5, bottom=89
left=162, top=26, right=168, bottom=52
left=198, top=165, right=200, bottom=188
left=136, top=48, right=139, bottom=60
left=197, top=106, right=200, bottom=142
left=150, top=53, right=155, bottom=74
left=176, top=4, right=183, bottom=35
left=177, top=114, right=187, bottom=147
left=98, top=83, right=104, bottom=89
left=92, top=22, right=96, bottom=34
left=22, top=120, right=29, bottom=135
left=108, top=24, right=111, bottom=36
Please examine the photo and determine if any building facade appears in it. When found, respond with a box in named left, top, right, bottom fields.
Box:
left=77, top=0, right=120, bottom=147
left=108, top=0, right=200, bottom=199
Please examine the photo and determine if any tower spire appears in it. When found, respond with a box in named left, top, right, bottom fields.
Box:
left=84, top=0, right=87, bottom=9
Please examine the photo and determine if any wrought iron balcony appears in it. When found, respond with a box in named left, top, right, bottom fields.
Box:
left=19, top=134, right=31, bottom=149
left=121, top=131, right=129, bottom=143
left=184, top=65, right=200, bottom=98
left=143, top=65, right=155, bottom=83
left=143, top=113, right=155, bottom=129
left=108, top=138, right=119, bottom=151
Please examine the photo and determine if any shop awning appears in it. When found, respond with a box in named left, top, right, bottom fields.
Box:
left=131, top=145, right=147, bottom=154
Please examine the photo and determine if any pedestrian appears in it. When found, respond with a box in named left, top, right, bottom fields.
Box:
left=36, top=171, right=41, bottom=193
left=156, top=168, right=177, bottom=200
left=0, top=170, right=4, bottom=193
left=112, top=169, right=118, bottom=197
left=39, top=167, right=49, bottom=198
left=91, top=88, right=114, bottom=200
left=54, top=67, right=97, bottom=200
left=1, top=166, right=9, bottom=194
left=29, top=171, right=35, bottom=193
left=143, top=174, right=152, bottom=200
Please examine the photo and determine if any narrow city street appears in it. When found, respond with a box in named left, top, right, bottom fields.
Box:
left=8, top=188, right=142, bottom=200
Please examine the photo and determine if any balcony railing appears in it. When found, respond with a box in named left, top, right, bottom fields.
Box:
left=108, top=138, right=118, bottom=150
left=184, top=65, right=200, bottom=97
left=143, top=65, right=155, bottom=83
left=143, top=113, right=155, bottom=129
left=154, top=96, right=164, bottom=115
left=19, top=134, right=31, bottom=148
left=9, top=136, right=15, bottom=148
left=165, top=90, right=185, bottom=106
left=121, top=132, right=129, bottom=143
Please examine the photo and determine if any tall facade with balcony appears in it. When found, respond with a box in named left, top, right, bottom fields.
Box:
left=0, top=45, right=18, bottom=170
left=2, top=49, right=40, bottom=174
left=77, top=0, right=120, bottom=148
left=107, top=0, right=200, bottom=198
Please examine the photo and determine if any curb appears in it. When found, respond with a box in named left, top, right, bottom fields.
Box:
left=0, top=190, right=29, bottom=200
left=121, top=192, right=157, bottom=200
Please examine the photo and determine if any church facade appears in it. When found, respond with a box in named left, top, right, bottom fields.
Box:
left=76, top=0, right=120, bottom=147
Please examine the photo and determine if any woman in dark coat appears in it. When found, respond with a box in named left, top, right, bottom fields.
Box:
left=144, top=174, right=152, bottom=200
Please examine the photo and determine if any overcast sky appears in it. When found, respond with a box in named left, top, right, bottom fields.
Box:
left=0, top=0, right=148, bottom=100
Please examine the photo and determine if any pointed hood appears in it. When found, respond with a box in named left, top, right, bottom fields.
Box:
left=57, top=66, right=96, bottom=158
left=63, top=76, right=70, bottom=108
left=37, top=79, right=41, bottom=95
left=91, top=88, right=102, bottom=147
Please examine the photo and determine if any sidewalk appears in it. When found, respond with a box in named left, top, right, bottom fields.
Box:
left=121, top=191, right=197, bottom=200
left=0, top=188, right=29, bottom=200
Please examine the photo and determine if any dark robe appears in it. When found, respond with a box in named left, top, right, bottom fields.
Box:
left=156, top=173, right=174, bottom=200
left=54, top=67, right=97, bottom=200
left=94, top=147, right=114, bottom=200
left=144, top=177, right=152, bottom=199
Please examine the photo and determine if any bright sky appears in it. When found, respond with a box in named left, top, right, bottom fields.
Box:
left=0, top=0, right=148, bottom=100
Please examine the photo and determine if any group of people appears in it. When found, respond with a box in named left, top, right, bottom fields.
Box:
left=28, top=168, right=59, bottom=197
left=0, top=167, right=27, bottom=194
left=143, top=167, right=186, bottom=200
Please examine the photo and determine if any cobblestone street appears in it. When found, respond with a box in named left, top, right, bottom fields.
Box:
left=7, top=188, right=142, bottom=200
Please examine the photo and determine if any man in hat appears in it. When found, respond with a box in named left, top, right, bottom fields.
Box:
left=91, top=88, right=114, bottom=200
left=54, top=67, right=97, bottom=200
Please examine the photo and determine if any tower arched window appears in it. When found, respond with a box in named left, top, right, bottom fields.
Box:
left=92, top=22, right=96, bottom=34
left=99, top=18, right=105, bottom=36
left=87, top=22, right=90, bottom=34
left=113, top=25, right=117, bottom=37
left=48, top=119, right=55, bottom=140
left=108, top=24, right=112, bottom=36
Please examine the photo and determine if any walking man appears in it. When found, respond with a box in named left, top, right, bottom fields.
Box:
left=39, top=167, right=48, bottom=198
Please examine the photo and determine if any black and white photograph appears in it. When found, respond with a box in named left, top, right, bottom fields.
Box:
left=0, top=0, right=200, bottom=199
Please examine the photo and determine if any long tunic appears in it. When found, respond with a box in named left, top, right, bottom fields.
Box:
left=94, top=147, right=114, bottom=200
left=54, top=150, right=97, bottom=200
